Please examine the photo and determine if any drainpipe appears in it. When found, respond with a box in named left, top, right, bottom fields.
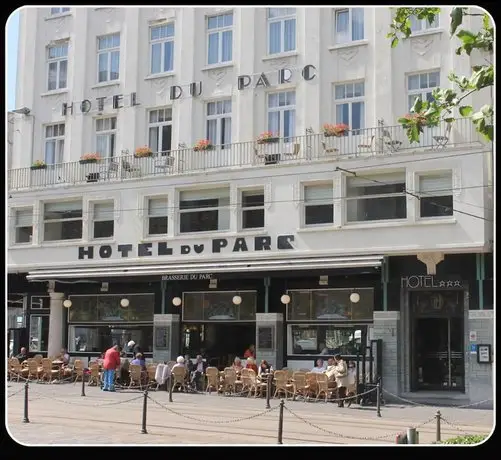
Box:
left=160, top=279, right=167, bottom=314
left=476, top=254, right=485, bottom=310
left=264, top=277, right=271, bottom=313
left=381, top=256, right=389, bottom=311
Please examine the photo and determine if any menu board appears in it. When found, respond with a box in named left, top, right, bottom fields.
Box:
left=154, top=326, right=170, bottom=350
left=258, top=326, right=274, bottom=350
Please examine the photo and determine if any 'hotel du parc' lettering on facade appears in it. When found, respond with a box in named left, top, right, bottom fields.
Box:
left=77, top=235, right=295, bottom=260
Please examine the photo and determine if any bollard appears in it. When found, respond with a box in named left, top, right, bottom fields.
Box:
left=168, top=375, right=173, bottom=403
left=435, top=410, right=441, bottom=443
left=141, top=390, right=148, bottom=434
left=277, top=399, right=285, bottom=445
left=23, top=381, right=30, bottom=423
left=266, top=374, right=271, bottom=409
left=395, top=433, right=407, bottom=444
left=376, top=382, right=381, bottom=417
left=81, top=374, right=86, bottom=397
left=407, top=427, right=418, bottom=444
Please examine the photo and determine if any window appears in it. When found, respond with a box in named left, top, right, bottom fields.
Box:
left=268, top=91, right=296, bottom=140
left=29, top=315, right=49, bottom=352
left=97, top=33, right=120, bottom=83
left=183, top=291, right=257, bottom=321
left=95, top=117, right=117, bottom=158
left=418, top=172, right=453, bottom=218
left=407, top=71, right=440, bottom=111
left=207, top=12, right=233, bottom=65
left=50, top=7, right=70, bottom=15
left=92, top=201, right=114, bottom=239
left=410, top=14, right=439, bottom=33
left=148, top=108, right=172, bottom=154
left=147, top=196, right=168, bottom=235
left=150, top=23, right=175, bottom=74
left=47, top=43, right=68, bottom=91
left=43, top=200, right=83, bottom=241
left=179, top=188, right=230, bottom=233
left=334, top=81, right=365, bottom=133
left=268, top=8, right=296, bottom=54
left=206, top=100, right=232, bottom=147
left=31, top=296, right=50, bottom=310
left=14, top=208, right=33, bottom=244
left=334, top=8, right=364, bottom=44
left=44, top=123, right=65, bottom=164
left=346, top=172, right=407, bottom=222
left=241, top=189, right=265, bottom=229
left=304, top=183, right=334, bottom=226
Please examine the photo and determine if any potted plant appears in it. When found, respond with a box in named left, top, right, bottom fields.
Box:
left=256, top=131, right=280, bottom=144
left=193, top=139, right=215, bottom=151
left=134, top=146, right=154, bottom=158
left=79, top=153, right=101, bottom=164
left=30, top=160, right=47, bottom=170
left=323, top=123, right=349, bottom=137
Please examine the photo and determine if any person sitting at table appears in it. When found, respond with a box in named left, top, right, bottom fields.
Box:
left=131, top=353, right=146, bottom=369
left=244, top=344, right=256, bottom=359
left=172, top=355, right=185, bottom=371
left=15, top=347, right=28, bottom=364
left=245, top=357, right=258, bottom=374
left=232, top=357, right=243, bottom=373
left=311, top=358, right=326, bottom=373
left=258, top=359, right=272, bottom=376
left=59, top=348, right=70, bottom=365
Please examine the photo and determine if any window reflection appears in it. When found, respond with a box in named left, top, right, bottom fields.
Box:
left=68, top=326, right=153, bottom=353
left=29, top=315, right=50, bottom=352
left=183, top=291, right=257, bottom=321
left=289, top=325, right=366, bottom=355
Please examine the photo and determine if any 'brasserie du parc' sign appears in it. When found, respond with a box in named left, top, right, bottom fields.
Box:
left=77, top=235, right=295, bottom=260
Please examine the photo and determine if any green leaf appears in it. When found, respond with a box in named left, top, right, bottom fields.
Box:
left=459, top=106, right=473, bottom=117
left=450, top=7, right=464, bottom=36
left=412, top=98, right=423, bottom=113
left=410, top=125, right=420, bottom=143
left=391, top=37, right=399, bottom=48
left=444, top=117, right=455, bottom=123
left=482, top=13, right=490, bottom=31
left=456, top=29, right=477, bottom=44
left=397, top=117, right=410, bottom=124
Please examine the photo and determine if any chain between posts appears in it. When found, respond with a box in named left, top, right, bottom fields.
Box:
left=382, top=389, right=493, bottom=409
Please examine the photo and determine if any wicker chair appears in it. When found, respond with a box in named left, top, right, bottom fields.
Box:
left=73, top=359, right=84, bottom=383
left=27, top=359, right=43, bottom=381
left=273, top=370, right=293, bottom=399
left=247, top=369, right=267, bottom=398
left=291, top=371, right=308, bottom=400
left=172, top=366, right=187, bottom=392
left=41, top=358, right=59, bottom=383
left=129, top=364, right=143, bottom=389
left=315, top=373, right=330, bottom=402
left=222, top=367, right=237, bottom=394
left=88, top=363, right=101, bottom=386
left=205, top=367, right=219, bottom=393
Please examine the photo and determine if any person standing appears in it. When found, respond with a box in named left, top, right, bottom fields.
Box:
left=244, top=344, right=255, bottom=359
left=103, top=344, right=121, bottom=392
left=333, top=354, right=349, bottom=407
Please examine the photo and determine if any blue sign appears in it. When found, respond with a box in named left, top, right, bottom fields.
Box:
left=470, top=344, right=478, bottom=352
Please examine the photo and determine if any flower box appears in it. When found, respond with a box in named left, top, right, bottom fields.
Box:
left=134, top=146, right=154, bottom=158
left=256, top=131, right=280, bottom=144
left=323, top=123, right=349, bottom=137
left=30, top=164, right=47, bottom=170
left=193, top=140, right=215, bottom=151
left=79, top=159, right=98, bottom=164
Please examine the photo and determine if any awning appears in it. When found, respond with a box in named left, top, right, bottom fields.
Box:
left=26, top=255, right=384, bottom=280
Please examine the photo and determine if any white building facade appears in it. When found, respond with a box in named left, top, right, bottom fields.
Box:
left=8, top=6, right=493, bottom=405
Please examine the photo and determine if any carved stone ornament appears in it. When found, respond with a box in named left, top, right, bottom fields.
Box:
left=417, top=252, right=444, bottom=275
left=338, top=48, right=359, bottom=62
left=270, top=59, right=289, bottom=70
left=208, top=68, right=227, bottom=87
left=410, top=36, right=433, bottom=56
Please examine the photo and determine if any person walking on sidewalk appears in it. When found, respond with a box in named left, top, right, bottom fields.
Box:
left=103, top=344, right=121, bottom=392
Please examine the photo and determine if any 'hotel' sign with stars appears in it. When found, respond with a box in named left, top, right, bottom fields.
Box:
left=401, top=275, right=463, bottom=289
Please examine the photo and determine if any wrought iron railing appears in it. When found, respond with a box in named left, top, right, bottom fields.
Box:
left=8, top=118, right=482, bottom=191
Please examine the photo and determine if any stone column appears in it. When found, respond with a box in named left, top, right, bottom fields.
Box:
left=372, top=311, right=401, bottom=398
left=255, top=313, right=284, bottom=370
left=153, top=314, right=180, bottom=363
left=47, top=291, right=65, bottom=358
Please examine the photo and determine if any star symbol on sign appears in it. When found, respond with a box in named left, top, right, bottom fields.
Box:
left=446, top=281, right=453, bottom=287
left=439, top=281, right=446, bottom=287
left=453, top=281, right=462, bottom=287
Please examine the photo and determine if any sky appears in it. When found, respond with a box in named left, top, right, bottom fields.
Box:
left=7, top=9, right=20, bottom=111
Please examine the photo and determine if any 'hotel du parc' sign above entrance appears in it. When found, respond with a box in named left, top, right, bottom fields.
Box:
left=77, top=235, right=295, bottom=260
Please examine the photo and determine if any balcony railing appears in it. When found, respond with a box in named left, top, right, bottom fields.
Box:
left=8, top=118, right=483, bottom=191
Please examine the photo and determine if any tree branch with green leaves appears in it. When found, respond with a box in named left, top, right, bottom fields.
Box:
left=387, top=7, right=493, bottom=143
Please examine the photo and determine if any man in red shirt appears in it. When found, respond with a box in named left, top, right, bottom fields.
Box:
left=103, top=344, right=121, bottom=392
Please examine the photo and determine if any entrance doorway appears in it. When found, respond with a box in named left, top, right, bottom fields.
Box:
left=410, top=291, right=465, bottom=391
left=182, top=323, right=255, bottom=369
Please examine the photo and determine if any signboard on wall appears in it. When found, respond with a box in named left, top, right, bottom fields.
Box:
left=401, top=275, right=463, bottom=289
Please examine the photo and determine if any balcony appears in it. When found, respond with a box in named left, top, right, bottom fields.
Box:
left=8, top=118, right=483, bottom=192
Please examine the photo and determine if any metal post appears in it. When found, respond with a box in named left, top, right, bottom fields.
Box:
left=277, top=399, right=284, bottom=445
left=168, top=375, right=173, bottom=403
left=266, top=374, right=271, bottom=409
left=407, top=427, right=418, bottom=444
left=376, top=382, right=381, bottom=417
left=435, top=410, right=441, bottom=443
left=141, top=390, right=148, bottom=434
left=23, top=381, right=30, bottom=423
left=81, top=373, right=86, bottom=397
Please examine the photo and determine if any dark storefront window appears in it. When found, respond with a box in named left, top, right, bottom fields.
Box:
left=288, top=324, right=367, bottom=355
left=287, top=288, right=374, bottom=321
left=29, top=315, right=49, bottom=352
left=183, top=291, right=257, bottom=321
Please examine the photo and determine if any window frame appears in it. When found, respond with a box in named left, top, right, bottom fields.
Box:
left=13, top=207, right=34, bottom=245
left=29, top=314, right=50, bottom=353
left=146, top=195, right=169, bottom=237
left=206, top=12, right=234, bottom=65
left=91, top=200, right=115, bottom=240
left=206, top=99, right=232, bottom=148
left=410, top=13, right=440, bottom=33
left=47, top=42, right=68, bottom=91
left=334, top=80, right=365, bottom=134
left=148, top=108, right=173, bottom=155
left=96, top=33, right=121, bottom=83
left=333, top=8, right=365, bottom=45
left=417, top=171, right=454, bottom=219
left=44, top=123, right=65, bottom=165
left=178, top=187, right=231, bottom=235
left=50, top=7, right=70, bottom=15
left=149, top=22, right=175, bottom=75
left=95, top=117, right=117, bottom=158
left=42, top=199, right=84, bottom=242
left=302, top=182, right=334, bottom=227
left=407, top=70, right=440, bottom=112
left=267, top=8, right=297, bottom=55
left=240, top=188, right=265, bottom=230
left=267, top=90, right=296, bottom=140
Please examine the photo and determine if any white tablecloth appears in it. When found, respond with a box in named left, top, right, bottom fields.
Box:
left=155, top=364, right=171, bottom=385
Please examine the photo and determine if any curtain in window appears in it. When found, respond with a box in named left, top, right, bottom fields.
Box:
left=151, top=43, right=161, bottom=74
left=59, top=60, right=67, bottom=88
left=98, top=53, right=108, bottom=82
left=208, top=33, right=219, bottom=64
left=16, top=209, right=33, bottom=227
left=268, top=111, right=280, bottom=135
left=336, top=103, right=349, bottom=125
left=110, top=51, right=120, bottom=80
left=96, top=135, right=108, bottom=157
left=222, top=117, right=231, bottom=146
left=284, top=109, right=296, bottom=139
left=269, top=22, right=281, bottom=54
left=181, top=188, right=229, bottom=201
left=351, top=8, right=364, bottom=41
left=284, top=19, right=296, bottom=51
left=148, top=197, right=168, bottom=216
left=206, top=119, right=217, bottom=145
left=94, top=202, right=114, bottom=221
left=419, top=174, right=452, bottom=195
left=163, top=41, right=174, bottom=72
left=336, top=10, right=349, bottom=43
left=149, top=127, right=159, bottom=153
left=221, top=30, right=232, bottom=62
left=305, top=184, right=333, bottom=202
left=351, top=102, right=364, bottom=130
left=48, top=62, right=57, bottom=90
left=45, top=140, right=56, bottom=164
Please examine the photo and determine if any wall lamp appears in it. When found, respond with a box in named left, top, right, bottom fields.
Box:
left=12, top=107, right=31, bottom=115
left=172, top=297, right=182, bottom=307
